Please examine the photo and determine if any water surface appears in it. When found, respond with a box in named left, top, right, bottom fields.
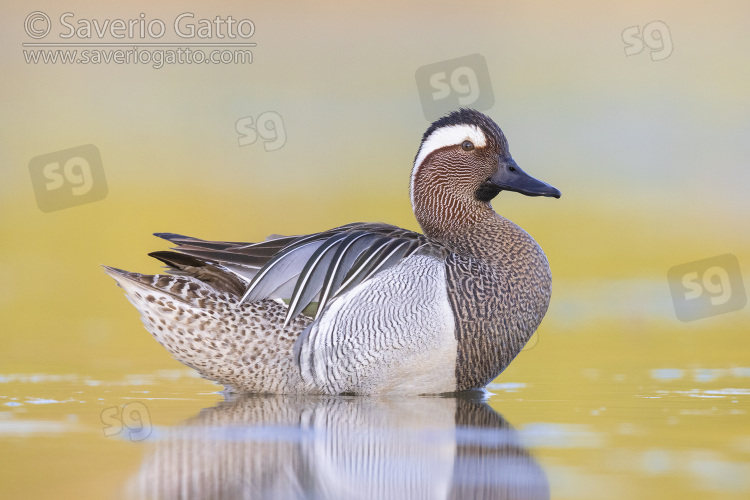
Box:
left=2, top=351, right=749, bottom=499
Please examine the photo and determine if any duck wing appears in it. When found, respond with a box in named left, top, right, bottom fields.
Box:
left=152, top=223, right=434, bottom=325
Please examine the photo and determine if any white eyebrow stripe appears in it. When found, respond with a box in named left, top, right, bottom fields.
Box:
left=413, top=124, right=487, bottom=171
left=410, top=124, right=488, bottom=209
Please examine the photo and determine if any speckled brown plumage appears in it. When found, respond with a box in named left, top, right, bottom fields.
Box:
left=106, top=269, right=315, bottom=393
left=410, top=111, right=556, bottom=392
left=443, top=216, right=552, bottom=390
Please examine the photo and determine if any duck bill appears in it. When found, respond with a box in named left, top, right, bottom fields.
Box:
left=490, top=159, right=561, bottom=198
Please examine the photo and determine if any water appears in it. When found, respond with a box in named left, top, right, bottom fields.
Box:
left=2, top=356, right=748, bottom=499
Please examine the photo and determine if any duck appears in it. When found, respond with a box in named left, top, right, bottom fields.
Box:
left=104, top=108, right=560, bottom=395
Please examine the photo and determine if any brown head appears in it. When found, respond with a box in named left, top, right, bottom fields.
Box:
left=410, top=109, right=560, bottom=240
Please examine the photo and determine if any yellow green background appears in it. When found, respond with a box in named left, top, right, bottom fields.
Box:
left=1, top=1, right=749, bottom=498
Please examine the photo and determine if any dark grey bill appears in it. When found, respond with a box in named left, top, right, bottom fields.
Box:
left=477, top=158, right=561, bottom=201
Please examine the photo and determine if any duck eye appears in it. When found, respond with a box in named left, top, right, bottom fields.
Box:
left=461, top=140, right=474, bottom=151
left=508, top=165, right=516, bottom=172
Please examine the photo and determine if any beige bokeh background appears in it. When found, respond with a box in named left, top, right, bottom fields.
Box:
left=1, top=1, right=750, bottom=498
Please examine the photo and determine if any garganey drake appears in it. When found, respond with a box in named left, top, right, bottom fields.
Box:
left=105, top=109, right=560, bottom=395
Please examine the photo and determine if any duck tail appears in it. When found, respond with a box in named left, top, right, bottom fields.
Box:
left=102, top=266, right=309, bottom=393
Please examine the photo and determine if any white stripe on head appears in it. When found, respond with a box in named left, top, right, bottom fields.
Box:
left=410, top=124, right=488, bottom=208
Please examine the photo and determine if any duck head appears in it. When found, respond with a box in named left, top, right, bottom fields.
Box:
left=410, top=108, right=560, bottom=239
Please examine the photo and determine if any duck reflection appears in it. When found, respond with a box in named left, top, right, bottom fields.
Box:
left=125, top=393, right=548, bottom=499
